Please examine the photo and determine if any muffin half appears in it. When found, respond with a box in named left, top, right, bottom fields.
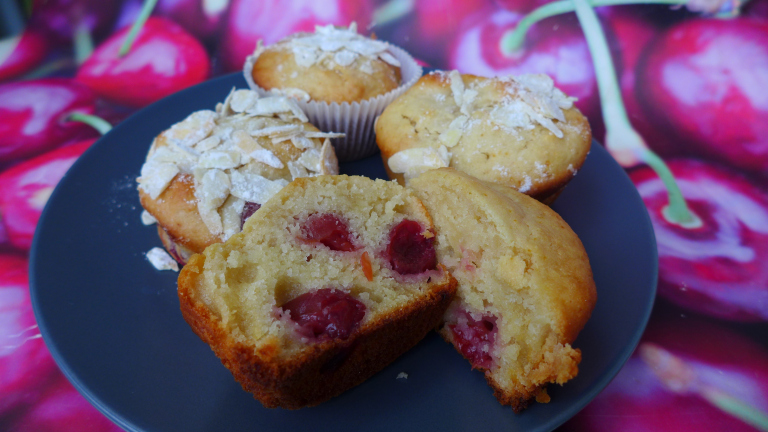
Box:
left=409, top=168, right=597, bottom=411
left=178, top=175, right=457, bottom=408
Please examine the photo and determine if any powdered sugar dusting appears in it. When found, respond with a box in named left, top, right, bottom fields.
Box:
left=137, top=88, right=341, bottom=239
left=273, top=23, right=400, bottom=73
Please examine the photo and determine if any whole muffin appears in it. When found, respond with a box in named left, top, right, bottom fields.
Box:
left=376, top=70, right=592, bottom=204
left=137, top=88, right=340, bottom=265
left=249, top=23, right=402, bottom=104
left=409, top=168, right=597, bottom=411
left=177, top=175, right=457, bottom=408
left=244, top=23, right=423, bottom=161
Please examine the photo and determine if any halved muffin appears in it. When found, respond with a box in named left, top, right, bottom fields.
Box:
left=177, top=175, right=457, bottom=408
left=409, top=168, right=597, bottom=411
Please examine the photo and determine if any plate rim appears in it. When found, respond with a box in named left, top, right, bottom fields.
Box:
left=29, top=72, right=658, bottom=432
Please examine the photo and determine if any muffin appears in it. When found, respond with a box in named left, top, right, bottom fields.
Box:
left=177, top=175, right=457, bottom=408
left=244, top=23, right=422, bottom=161
left=137, top=88, right=341, bottom=265
left=376, top=70, right=592, bottom=204
left=408, top=168, right=597, bottom=411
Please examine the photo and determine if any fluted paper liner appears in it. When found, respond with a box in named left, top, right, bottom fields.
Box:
left=244, top=43, right=422, bottom=161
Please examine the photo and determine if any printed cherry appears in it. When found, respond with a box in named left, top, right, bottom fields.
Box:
left=386, top=219, right=437, bottom=275
left=0, top=139, right=96, bottom=252
left=630, top=159, right=768, bottom=322
left=639, top=18, right=768, bottom=174
left=3, top=372, right=122, bottom=432
left=76, top=17, right=211, bottom=108
left=0, top=254, right=59, bottom=420
left=0, top=78, right=98, bottom=163
left=0, top=29, right=49, bottom=82
left=29, top=0, right=119, bottom=46
left=218, top=0, right=373, bottom=72
left=156, top=0, right=231, bottom=42
left=281, top=288, right=366, bottom=340
left=745, top=0, right=768, bottom=18
left=449, top=7, right=601, bottom=122
left=494, top=0, right=552, bottom=13
left=401, top=0, right=492, bottom=66
left=563, top=311, right=768, bottom=432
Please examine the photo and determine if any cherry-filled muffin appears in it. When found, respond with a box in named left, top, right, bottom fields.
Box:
left=177, top=175, right=457, bottom=408
left=409, top=168, right=596, bottom=411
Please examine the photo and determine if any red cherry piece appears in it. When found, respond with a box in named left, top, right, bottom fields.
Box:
left=449, top=310, right=497, bottom=369
left=299, top=213, right=358, bottom=252
left=281, top=288, right=366, bottom=340
left=386, top=220, right=437, bottom=275
left=240, top=201, right=261, bottom=229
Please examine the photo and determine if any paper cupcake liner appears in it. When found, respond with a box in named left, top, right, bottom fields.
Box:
left=244, top=43, right=422, bottom=162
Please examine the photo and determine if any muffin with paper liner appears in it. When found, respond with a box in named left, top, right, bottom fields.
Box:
left=137, top=88, right=341, bottom=266
left=244, top=23, right=422, bottom=161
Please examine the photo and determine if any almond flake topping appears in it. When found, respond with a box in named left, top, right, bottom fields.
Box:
left=146, top=247, right=179, bottom=272
left=277, top=23, right=400, bottom=73
left=141, top=210, right=157, bottom=225
left=448, top=71, right=576, bottom=140
left=388, top=146, right=452, bottom=181
left=137, top=88, right=341, bottom=239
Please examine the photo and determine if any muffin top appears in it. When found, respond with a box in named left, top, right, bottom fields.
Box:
left=137, top=88, right=341, bottom=248
left=250, top=23, right=402, bottom=104
left=376, top=71, right=592, bottom=202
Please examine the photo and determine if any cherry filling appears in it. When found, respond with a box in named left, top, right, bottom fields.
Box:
left=386, top=220, right=437, bottom=274
left=449, top=311, right=498, bottom=370
left=281, top=288, right=366, bottom=340
left=299, top=213, right=358, bottom=252
left=240, top=201, right=261, bottom=229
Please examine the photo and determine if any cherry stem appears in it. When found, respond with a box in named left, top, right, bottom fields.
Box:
left=372, top=0, right=414, bottom=27
left=0, top=34, right=22, bottom=67
left=66, top=113, right=112, bottom=135
left=571, top=0, right=700, bottom=227
left=500, top=0, right=684, bottom=55
left=21, top=57, right=75, bottom=80
left=701, top=387, right=768, bottom=431
left=73, top=21, right=94, bottom=65
left=641, top=343, right=768, bottom=431
left=119, top=0, right=159, bottom=57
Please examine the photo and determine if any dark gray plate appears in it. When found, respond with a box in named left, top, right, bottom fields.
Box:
left=30, top=73, right=657, bottom=432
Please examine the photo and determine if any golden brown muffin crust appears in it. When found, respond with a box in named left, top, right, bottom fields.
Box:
left=376, top=71, right=592, bottom=203
left=252, top=47, right=401, bottom=104
left=177, top=175, right=458, bottom=408
left=410, top=168, right=596, bottom=411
